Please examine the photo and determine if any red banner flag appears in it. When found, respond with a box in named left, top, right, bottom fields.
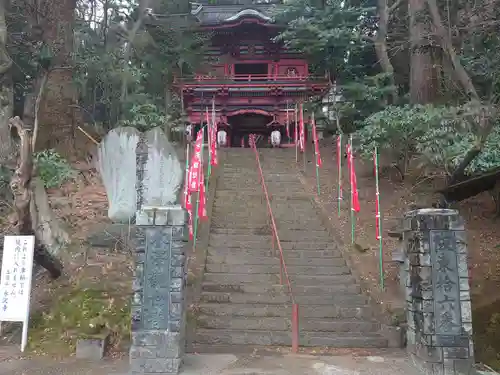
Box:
left=188, top=130, right=204, bottom=193
left=311, top=116, right=322, bottom=167
left=337, top=136, right=343, bottom=200
left=346, top=143, right=360, bottom=212
left=198, top=170, right=208, bottom=221
left=206, top=110, right=218, bottom=167
left=299, top=103, right=305, bottom=152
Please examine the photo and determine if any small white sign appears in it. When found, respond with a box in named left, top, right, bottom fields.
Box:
left=0, top=235, right=35, bottom=352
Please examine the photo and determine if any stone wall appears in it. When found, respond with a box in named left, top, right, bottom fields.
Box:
left=402, top=209, right=474, bottom=375
left=129, top=206, right=188, bottom=375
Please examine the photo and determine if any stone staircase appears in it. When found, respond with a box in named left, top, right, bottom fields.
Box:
left=192, top=148, right=390, bottom=352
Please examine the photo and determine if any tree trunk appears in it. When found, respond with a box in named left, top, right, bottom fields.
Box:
left=409, top=0, right=437, bottom=104
left=424, top=0, right=496, bottom=182
left=35, top=0, right=76, bottom=152
left=120, top=0, right=150, bottom=116
left=374, top=0, right=398, bottom=104
left=9, top=117, right=63, bottom=279
left=0, top=0, right=13, bottom=165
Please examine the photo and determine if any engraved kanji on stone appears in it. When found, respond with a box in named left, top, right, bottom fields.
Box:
left=438, top=310, right=460, bottom=332
left=436, top=252, right=453, bottom=273
left=436, top=273, right=456, bottom=293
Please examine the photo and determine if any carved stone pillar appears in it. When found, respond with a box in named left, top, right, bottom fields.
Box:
left=129, top=206, right=188, bottom=375
left=403, top=209, right=474, bottom=375
left=130, top=129, right=187, bottom=375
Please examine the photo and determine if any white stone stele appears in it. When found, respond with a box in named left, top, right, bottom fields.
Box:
left=97, top=126, right=183, bottom=224
left=135, top=128, right=183, bottom=225
left=97, top=127, right=140, bottom=223
left=142, top=128, right=183, bottom=207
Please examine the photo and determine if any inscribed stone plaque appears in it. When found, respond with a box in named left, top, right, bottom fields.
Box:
left=430, top=230, right=462, bottom=336
left=141, top=228, right=173, bottom=331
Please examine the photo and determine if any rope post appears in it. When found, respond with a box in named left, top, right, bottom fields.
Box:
left=292, top=304, right=299, bottom=353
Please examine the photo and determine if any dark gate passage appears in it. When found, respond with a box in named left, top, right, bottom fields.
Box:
left=228, top=113, right=272, bottom=147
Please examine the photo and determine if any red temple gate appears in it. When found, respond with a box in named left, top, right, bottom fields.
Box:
left=167, top=0, right=329, bottom=146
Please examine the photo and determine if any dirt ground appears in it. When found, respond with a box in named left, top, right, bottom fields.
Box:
left=296, top=141, right=500, bottom=369
left=0, top=163, right=132, bottom=359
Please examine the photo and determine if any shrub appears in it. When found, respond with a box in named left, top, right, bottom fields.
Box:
left=34, top=149, right=74, bottom=188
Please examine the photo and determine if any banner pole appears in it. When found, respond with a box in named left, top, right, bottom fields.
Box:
left=295, top=104, right=298, bottom=162
left=349, top=134, right=355, bottom=244
left=286, top=100, right=290, bottom=144
left=193, top=126, right=205, bottom=251
left=337, top=133, right=342, bottom=217
left=206, top=107, right=212, bottom=185
left=312, top=113, right=320, bottom=195
left=301, top=103, right=306, bottom=172
left=184, top=141, right=190, bottom=207
left=374, top=146, right=384, bottom=289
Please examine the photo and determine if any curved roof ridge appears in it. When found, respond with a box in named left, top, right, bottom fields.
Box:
left=225, top=8, right=272, bottom=22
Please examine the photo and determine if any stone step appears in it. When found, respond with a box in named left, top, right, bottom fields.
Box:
left=210, top=222, right=321, bottom=230
left=197, top=303, right=373, bottom=319
left=211, top=228, right=266, bottom=235
left=201, top=282, right=361, bottom=295
left=269, top=231, right=332, bottom=241
left=194, top=329, right=388, bottom=348
left=283, top=249, right=343, bottom=258
left=286, top=265, right=350, bottom=275
left=215, top=193, right=309, bottom=201
left=291, top=284, right=362, bottom=294
left=291, top=294, right=367, bottom=306
left=215, top=189, right=262, bottom=194
left=206, top=254, right=346, bottom=267
left=207, top=247, right=274, bottom=257
left=201, top=283, right=285, bottom=294
left=288, top=274, right=356, bottom=285
left=211, top=216, right=268, bottom=224
left=207, top=247, right=343, bottom=259
left=200, top=291, right=366, bottom=306
left=211, top=211, right=317, bottom=218
left=212, top=204, right=261, bottom=209
left=200, top=292, right=290, bottom=304
left=197, top=316, right=380, bottom=333
left=214, top=192, right=263, bottom=199
left=205, top=264, right=280, bottom=274
left=280, top=242, right=336, bottom=250
left=206, top=263, right=350, bottom=276
left=208, top=238, right=272, bottom=249
left=209, top=234, right=272, bottom=244
left=203, top=273, right=277, bottom=284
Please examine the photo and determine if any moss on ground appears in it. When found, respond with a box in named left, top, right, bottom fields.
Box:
left=28, top=286, right=130, bottom=355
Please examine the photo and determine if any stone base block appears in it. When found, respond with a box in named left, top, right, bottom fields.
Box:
left=130, top=331, right=184, bottom=375
left=75, top=336, right=109, bottom=360
left=130, top=357, right=182, bottom=375
left=411, top=353, right=474, bottom=375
